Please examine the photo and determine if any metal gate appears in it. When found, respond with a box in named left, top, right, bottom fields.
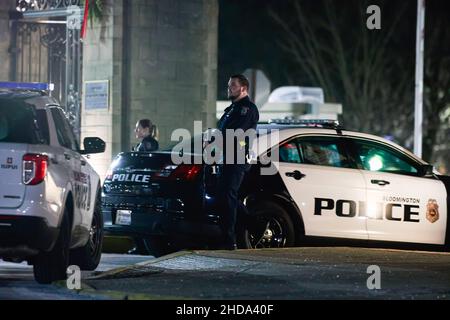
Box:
left=11, top=0, right=84, bottom=140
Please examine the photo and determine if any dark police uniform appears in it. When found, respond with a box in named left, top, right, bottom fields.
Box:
left=130, top=135, right=159, bottom=254
left=135, top=136, right=159, bottom=152
left=217, top=95, right=259, bottom=249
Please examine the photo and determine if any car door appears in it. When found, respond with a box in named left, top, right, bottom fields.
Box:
left=348, top=137, right=447, bottom=245
left=50, top=108, right=87, bottom=234
left=276, top=135, right=368, bottom=240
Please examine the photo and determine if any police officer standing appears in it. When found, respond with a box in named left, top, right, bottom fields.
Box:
left=134, top=119, right=159, bottom=152
left=217, top=74, right=259, bottom=250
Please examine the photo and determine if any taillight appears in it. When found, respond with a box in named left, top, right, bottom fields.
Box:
left=169, top=164, right=202, bottom=181
left=154, top=164, right=202, bottom=181
left=23, top=154, right=48, bottom=185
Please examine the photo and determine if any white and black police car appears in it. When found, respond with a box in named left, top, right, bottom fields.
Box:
left=0, top=82, right=106, bottom=284
left=102, top=119, right=449, bottom=255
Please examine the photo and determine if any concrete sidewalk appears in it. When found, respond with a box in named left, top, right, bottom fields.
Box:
left=79, top=247, right=450, bottom=300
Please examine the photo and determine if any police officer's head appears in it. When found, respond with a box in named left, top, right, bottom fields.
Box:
left=228, top=74, right=250, bottom=102
left=135, top=119, right=158, bottom=140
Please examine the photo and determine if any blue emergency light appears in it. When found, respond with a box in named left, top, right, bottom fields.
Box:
left=0, top=82, right=54, bottom=91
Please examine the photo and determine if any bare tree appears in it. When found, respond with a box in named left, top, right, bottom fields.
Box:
left=269, top=0, right=417, bottom=147
left=423, top=0, right=450, bottom=165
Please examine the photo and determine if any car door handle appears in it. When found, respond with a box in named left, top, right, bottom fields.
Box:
left=64, top=153, right=71, bottom=161
left=371, top=179, right=390, bottom=186
left=285, top=170, right=306, bottom=181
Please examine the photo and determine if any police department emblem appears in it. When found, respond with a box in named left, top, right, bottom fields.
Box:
left=241, top=106, right=249, bottom=115
left=426, top=199, right=439, bottom=223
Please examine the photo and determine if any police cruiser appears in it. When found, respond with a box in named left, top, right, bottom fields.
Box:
left=102, top=119, right=449, bottom=255
left=0, top=82, right=106, bottom=284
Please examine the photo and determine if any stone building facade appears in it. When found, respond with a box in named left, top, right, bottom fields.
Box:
left=0, top=1, right=13, bottom=81
left=0, top=0, right=218, bottom=179
left=82, top=0, right=218, bottom=178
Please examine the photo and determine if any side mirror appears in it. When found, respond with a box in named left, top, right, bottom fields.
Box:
left=81, top=137, right=106, bottom=155
left=419, top=164, right=434, bottom=177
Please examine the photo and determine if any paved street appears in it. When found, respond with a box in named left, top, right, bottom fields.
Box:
left=84, top=247, right=450, bottom=300
left=1, top=247, right=449, bottom=300
left=0, top=254, right=151, bottom=300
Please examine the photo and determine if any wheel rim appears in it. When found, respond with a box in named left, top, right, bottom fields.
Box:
left=88, top=211, right=101, bottom=256
left=247, top=215, right=287, bottom=249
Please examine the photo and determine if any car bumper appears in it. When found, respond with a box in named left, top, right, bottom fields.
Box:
left=0, top=215, right=59, bottom=257
left=102, top=207, right=222, bottom=240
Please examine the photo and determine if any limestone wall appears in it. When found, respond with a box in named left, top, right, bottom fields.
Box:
left=82, top=0, right=218, bottom=179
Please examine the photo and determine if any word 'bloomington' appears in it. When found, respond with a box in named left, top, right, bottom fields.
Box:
left=112, top=174, right=151, bottom=183
left=314, top=197, right=420, bottom=222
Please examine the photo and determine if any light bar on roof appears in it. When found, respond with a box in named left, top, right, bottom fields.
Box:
left=268, top=118, right=340, bottom=126
left=0, top=82, right=54, bottom=91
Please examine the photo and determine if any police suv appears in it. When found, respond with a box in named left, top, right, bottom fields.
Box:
left=0, top=83, right=106, bottom=284
left=102, top=120, right=449, bottom=255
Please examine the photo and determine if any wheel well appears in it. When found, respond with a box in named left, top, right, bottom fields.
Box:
left=245, top=193, right=306, bottom=245
left=270, top=195, right=306, bottom=245
left=65, top=192, right=74, bottom=230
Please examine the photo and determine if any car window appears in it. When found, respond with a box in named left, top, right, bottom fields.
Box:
left=61, top=113, right=80, bottom=151
left=50, top=108, right=79, bottom=151
left=0, top=99, right=43, bottom=144
left=279, top=136, right=351, bottom=168
left=279, top=142, right=301, bottom=163
left=351, top=139, right=419, bottom=175
left=36, top=110, right=50, bottom=145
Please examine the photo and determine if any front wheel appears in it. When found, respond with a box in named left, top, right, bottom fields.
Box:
left=138, top=236, right=174, bottom=257
left=237, top=201, right=295, bottom=249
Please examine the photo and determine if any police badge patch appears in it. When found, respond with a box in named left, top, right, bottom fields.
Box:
left=426, top=199, right=439, bottom=223
left=241, top=106, right=249, bottom=115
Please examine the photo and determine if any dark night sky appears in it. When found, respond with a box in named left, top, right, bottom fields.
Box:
left=217, top=0, right=448, bottom=100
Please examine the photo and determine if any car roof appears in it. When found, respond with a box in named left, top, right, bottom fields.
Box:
left=256, top=124, right=426, bottom=165
left=0, top=89, right=58, bottom=110
left=0, top=89, right=42, bottom=100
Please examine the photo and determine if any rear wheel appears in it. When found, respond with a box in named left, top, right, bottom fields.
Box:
left=70, top=196, right=104, bottom=271
left=238, top=201, right=295, bottom=249
left=136, top=236, right=174, bottom=257
left=33, top=210, right=70, bottom=284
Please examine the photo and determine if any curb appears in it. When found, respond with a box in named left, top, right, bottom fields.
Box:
left=87, top=250, right=194, bottom=280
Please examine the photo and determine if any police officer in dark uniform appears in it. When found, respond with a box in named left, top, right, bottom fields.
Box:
left=134, top=119, right=159, bottom=152
left=217, top=74, right=259, bottom=250
left=130, top=118, right=159, bottom=254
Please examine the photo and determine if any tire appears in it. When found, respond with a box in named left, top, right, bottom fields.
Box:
left=138, top=236, right=174, bottom=257
left=70, top=196, right=104, bottom=271
left=237, top=201, right=295, bottom=249
left=130, top=238, right=152, bottom=255
left=33, top=209, right=71, bottom=284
